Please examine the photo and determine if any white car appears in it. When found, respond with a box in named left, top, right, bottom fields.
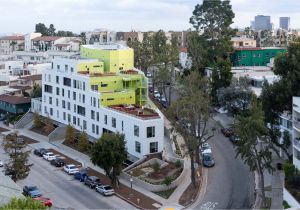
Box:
left=200, top=143, right=212, bottom=154
left=43, top=152, right=56, bottom=161
left=154, top=91, right=160, bottom=99
left=95, top=185, right=115, bottom=196
left=0, top=160, right=3, bottom=167
left=63, top=164, right=79, bottom=175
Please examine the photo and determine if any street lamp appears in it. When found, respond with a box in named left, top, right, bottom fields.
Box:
left=130, top=171, right=133, bottom=197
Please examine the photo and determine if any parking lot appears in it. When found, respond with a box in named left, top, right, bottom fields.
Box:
left=0, top=137, right=134, bottom=209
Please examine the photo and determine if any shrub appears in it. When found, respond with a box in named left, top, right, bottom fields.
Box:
left=152, top=162, right=160, bottom=173
left=175, top=160, right=182, bottom=168
left=163, top=176, right=173, bottom=190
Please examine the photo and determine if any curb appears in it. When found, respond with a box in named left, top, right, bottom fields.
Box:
left=115, top=193, right=145, bottom=210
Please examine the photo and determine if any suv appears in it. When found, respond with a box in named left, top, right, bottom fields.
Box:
left=23, top=186, right=42, bottom=198
left=43, top=152, right=56, bottom=161
left=64, top=164, right=79, bottom=175
left=74, top=170, right=88, bottom=182
left=84, top=176, right=101, bottom=188
left=34, top=148, right=49, bottom=157
left=50, top=158, right=65, bottom=167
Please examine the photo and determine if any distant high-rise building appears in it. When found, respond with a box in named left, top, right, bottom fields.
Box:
left=280, top=17, right=290, bottom=31
left=250, top=21, right=255, bottom=29
left=254, top=15, right=272, bottom=31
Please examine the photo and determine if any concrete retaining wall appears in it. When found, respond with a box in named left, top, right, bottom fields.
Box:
left=48, top=126, right=67, bottom=141
left=14, top=111, right=33, bottom=129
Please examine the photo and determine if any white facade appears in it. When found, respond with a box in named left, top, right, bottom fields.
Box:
left=35, top=58, right=164, bottom=159
left=24, top=33, right=42, bottom=51
left=292, top=97, right=300, bottom=170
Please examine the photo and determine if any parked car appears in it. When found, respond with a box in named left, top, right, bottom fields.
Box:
left=74, top=170, right=88, bottom=182
left=221, top=128, right=234, bottom=137
left=34, top=148, right=49, bottom=157
left=160, top=99, right=168, bottom=109
left=154, top=91, right=160, bottom=99
left=23, top=186, right=42, bottom=198
left=229, top=135, right=240, bottom=143
left=95, top=185, right=115, bottom=196
left=202, top=153, right=215, bottom=167
left=64, top=164, right=79, bottom=175
left=0, top=160, right=3, bottom=167
left=33, top=197, right=52, bottom=207
left=50, top=158, right=65, bottom=167
left=84, top=176, right=101, bottom=188
left=43, top=152, right=56, bottom=161
left=200, top=143, right=212, bottom=154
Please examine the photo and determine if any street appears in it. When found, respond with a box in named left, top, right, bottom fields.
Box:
left=195, top=119, right=255, bottom=209
left=0, top=138, right=134, bottom=209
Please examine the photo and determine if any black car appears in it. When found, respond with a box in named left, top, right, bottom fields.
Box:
left=84, top=176, right=101, bottom=188
left=50, top=158, right=65, bottom=167
left=34, top=148, right=49, bottom=157
left=23, top=186, right=42, bottom=198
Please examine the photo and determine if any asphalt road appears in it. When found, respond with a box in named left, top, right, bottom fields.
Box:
left=194, top=120, right=255, bottom=209
left=0, top=140, right=134, bottom=209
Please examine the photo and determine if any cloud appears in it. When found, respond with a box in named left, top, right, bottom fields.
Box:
left=0, top=0, right=299, bottom=35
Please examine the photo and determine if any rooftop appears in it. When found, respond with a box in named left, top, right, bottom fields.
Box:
left=32, top=36, right=62, bottom=42
left=20, top=74, right=42, bottom=81
left=231, top=37, right=255, bottom=42
left=0, top=94, right=31, bottom=104
left=0, top=36, right=24, bottom=41
left=108, top=105, right=160, bottom=120
left=82, top=43, right=130, bottom=50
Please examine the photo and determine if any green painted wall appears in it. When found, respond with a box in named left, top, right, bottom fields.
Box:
left=231, top=48, right=286, bottom=66
left=0, top=101, right=30, bottom=114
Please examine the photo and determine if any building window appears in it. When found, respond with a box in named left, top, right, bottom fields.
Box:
left=96, top=125, right=99, bottom=135
left=77, top=105, right=85, bottom=116
left=104, top=115, right=107, bottom=125
left=83, top=82, right=86, bottom=91
left=135, top=141, right=141, bottom=153
left=67, top=102, right=70, bottom=110
left=71, top=67, right=74, bottom=73
left=49, top=96, right=52, bottom=105
left=93, top=98, right=96, bottom=107
left=134, top=125, right=139, bottom=137
left=50, top=108, right=53, bottom=116
left=73, top=116, right=76, bottom=125
left=56, top=76, right=59, bottom=84
left=65, top=65, right=68, bottom=72
left=68, top=90, right=70, bottom=98
left=44, top=85, right=53, bottom=93
left=91, top=85, right=98, bottom=92
left=91, top=110, right=95, bottom=120
left=77, top=118, right=80, bottom=126
left=150, top=142, right=158, bottom=153
left=73, top=92, right=76, bottom=100
left=62, top=100, right=66, bottom=108
left=63, top=112, right=66, bottom=121
left=112, top=117, right=116, bottom=128
left=83, top=120, right=87, bottom=130
left=96, top=112, right=99, bottom=121
left=74, top=104, right=76, bottom=113
left=122, top=121, right=124, bottom=131
left=92, top=124, right=95, bottom=133
left=82, top=95, right=85, bottom=103
left=56, top=98, right=59, bottom=106
left=56, top=110, right=59, bottom=118
left=62, top=89, right=64, bottom=97
left=147, top=126, right=155, bottom=138
left=67, top=114, right=71, bottom=122
left=57, top=65, right=60, bottom=70
left=63, top=77, right=71, bottom=87
left=56, top=87, right=60, bottom=95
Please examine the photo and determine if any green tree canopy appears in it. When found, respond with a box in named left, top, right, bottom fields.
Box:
left=0, top=197, right=46, bottom=210
left=90, top=133, right=127, bottom=187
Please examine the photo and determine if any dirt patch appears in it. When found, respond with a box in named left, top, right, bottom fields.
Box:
left=148, top=162, right=177, bottom=179
left=179, top=168, right=202, bottom=207
left=48, top=148, right=82, bottom=167
left=31, top=124, right=56, bottom=136
left=62, top=141, right=91, bottom=156
left=0, top=127, right=9, bottom=133
left=19, top=135, right=39, bottom=144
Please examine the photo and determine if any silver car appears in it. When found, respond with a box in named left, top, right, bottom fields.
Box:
left=95, top=185, right=115, bottom=196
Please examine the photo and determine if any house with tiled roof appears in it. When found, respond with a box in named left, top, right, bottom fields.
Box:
left=31, top=36, right=81, bottom=52
left=0, top=94, right=31, bottom=114
left=0, top=35, right=25, bottom=54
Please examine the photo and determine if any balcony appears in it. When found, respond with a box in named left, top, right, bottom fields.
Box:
left=294, top=118, right=300, bottom=131
left=294, top=139, right=300, bottom=150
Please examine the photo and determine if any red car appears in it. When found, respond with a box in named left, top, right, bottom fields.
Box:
left=221, top=128, right=234, bottom=137
left=33, top=197, right=52, bottom=207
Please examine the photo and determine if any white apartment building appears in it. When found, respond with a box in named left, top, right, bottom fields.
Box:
left=0, top=36, right=24, bottom=54
left=32, top=58, right=164, bottom=159
left=292, top=97, right=300, bottom=169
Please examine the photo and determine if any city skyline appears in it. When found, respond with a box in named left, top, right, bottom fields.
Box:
left=0, top=0, right=299, bottom=35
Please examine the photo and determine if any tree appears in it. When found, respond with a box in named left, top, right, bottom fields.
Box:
left=79, top=32, right=86, bottom=45
left=90, top=133, right=127, bottom=187
left=56, top=30, right=75, bottom=37
left=260, top=30, right=274, bottom=47
left=190, top=0, right=235, bottom=61
left=140, top=32, right=154, bottom=73
left=9, top=41, right=17, bottom=52
left=244, top=27, right=255, bottom=39
left=65, top=124, right=75, bottom=145
left=163, top=176, right=173, bottom=190
left=127, top=39, right=142, bottom=68
left=31, top=84, right=42, bottom=98
left=35, top=23, right=48, bottom=36
left=33, top=112, right=42, bottom=129
left=234, top=96, right=274, bottom=209
left=168, top=71, right=213, bottom=187
left=0, top=197, right=46, bottom=210
left=2, top=131, right=32, bottom=182
left=48, top=24, right=56, bottom=36
left=44, top=115, right=54, bottom=134
left=78, top=131, right=89, bottom=152
left=217, top=77, right=252, bottom=115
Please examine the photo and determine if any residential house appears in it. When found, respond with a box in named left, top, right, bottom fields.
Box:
left=0, top=35, right=24, bottom=54
left=0, top=94, right=31, bottom=114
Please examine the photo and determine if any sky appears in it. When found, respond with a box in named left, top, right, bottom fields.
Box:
left=1, top=0, right=299, bottom=35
